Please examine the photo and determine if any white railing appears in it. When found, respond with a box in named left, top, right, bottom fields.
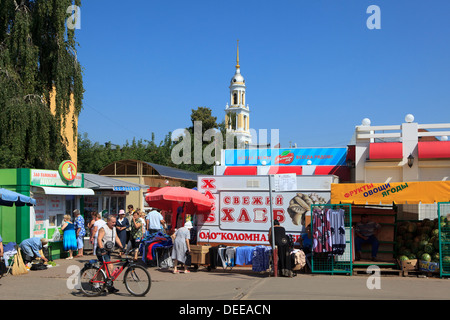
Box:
left=355, top=123, right=450, bottom=140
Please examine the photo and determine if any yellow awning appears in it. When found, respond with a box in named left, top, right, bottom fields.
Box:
left=331, top=181, right=450, bottom=205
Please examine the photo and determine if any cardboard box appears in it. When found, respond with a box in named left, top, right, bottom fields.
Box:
left=190, top=245, right=211, bottom=265
left=398, top=259, right=417, bottom=271
left=419, top=260, right=440, bottom=273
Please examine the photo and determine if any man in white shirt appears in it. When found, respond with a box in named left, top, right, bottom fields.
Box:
left=91, top=213, right=106, bottom=255
left=146, top=208, right=165, bottom=234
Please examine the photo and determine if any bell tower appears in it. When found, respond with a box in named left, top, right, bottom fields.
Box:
left=225, top=40, right=252, bottom=146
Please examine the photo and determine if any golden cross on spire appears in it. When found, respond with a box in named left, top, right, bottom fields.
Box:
left=236, top=39, right=240, bottom=69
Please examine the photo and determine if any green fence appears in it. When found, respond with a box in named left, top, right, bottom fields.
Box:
left=438, top=202, right=450, bottom=278
left=311, top=204, right=352, bottom=275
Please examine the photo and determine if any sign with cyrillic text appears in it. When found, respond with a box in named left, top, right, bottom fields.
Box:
left=331, top=181, right=450, bottom=205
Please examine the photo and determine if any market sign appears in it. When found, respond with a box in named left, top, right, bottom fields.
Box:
left=224, top=148, right=347, bottom=167
left=113, top=186, right=140, bottom=191
left=331, top=181, right=450, bottom=205
left=217, top=190, right=330, bottom=233
left=31, top=169, right=82, bottom=187
left=59, top=160, right=77, bottom=182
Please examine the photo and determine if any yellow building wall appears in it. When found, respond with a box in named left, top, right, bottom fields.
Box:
left=238, top=114, right=243, bottom=129
left=49, top=87, right=78, bottom=165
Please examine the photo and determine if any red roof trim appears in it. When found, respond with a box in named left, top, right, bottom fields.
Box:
left=369, top=142, right=403, bottom=160
left=418, top=141, right=450, bottom=159
left=223, top=166, right=258, bottom=175
left=314, top=166, right=351, bottom=182
left=268, top=166, right=303, bottom=175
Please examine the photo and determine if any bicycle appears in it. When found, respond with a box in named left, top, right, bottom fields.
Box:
left=78, top=251, right=151, bottom=297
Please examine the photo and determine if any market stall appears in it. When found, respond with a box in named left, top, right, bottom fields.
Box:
left=143, top=187, right=214, bottom=270
left=0, top=165, right=95, bottom=260
left=331, top=181, right=450, bottom=277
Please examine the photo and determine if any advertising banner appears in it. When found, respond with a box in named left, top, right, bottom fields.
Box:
left=331, top=181, right=450, bottom=205
left=197, top=175, right=333, bottom=245
left=218, top=191, right=329, bottom=232
left=31, top=169, right=82, bottom=187
left=224, top=148, right=347, bottom=166
left=197, top=190, right=330, bottom=245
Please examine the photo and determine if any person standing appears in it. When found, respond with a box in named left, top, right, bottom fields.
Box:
left=0, top=234, right=3, bottom=260
left=268, top=219, right=293, bottom=277
left=171, top=221, right=192, bottom=274
left=130, top=211, right=143, bottom=261
left=138, top=209, right=147, bottom=235
left=355, top=214, right=381, bottom=261
left=146, top=208, right=165, bottom=234
left=116, top=210, right=129, bottom=251
left=91, top=213, right=106, bottom=255
left=125, top=205, right=134, bottom=251
left=73, top=209, right=85, bottom=257
left=61, top=215, right=77, bottom=260
left=87, top=211, right=97, bottom=235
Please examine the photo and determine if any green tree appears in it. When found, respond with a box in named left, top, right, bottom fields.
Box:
left=171, top=106, right=223, bottom=175
left=0, top=0, right=83, bottom=169
left=78, top=108, right=223, bottom=176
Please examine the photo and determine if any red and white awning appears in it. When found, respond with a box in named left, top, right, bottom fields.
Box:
left=218, top=165, right=350, bottom=181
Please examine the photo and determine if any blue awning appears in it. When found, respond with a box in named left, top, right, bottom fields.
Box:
left=0, top=188, right=36, bottom=207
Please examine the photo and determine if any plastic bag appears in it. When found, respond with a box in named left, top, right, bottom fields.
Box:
left=52, top=228, right=61, bottom=242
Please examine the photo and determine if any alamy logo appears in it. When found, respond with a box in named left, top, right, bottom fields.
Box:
left=66, top=5, right=81, bottom=30
left=367, top=5, right=381, bottom=30
left=66, top=265, right=81, bottom=290
left=170, top=121, right=280, bottom=166
left=366, top=265, right=381, bottom=290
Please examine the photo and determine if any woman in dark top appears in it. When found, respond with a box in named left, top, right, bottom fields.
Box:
left=268, top=220, right=293, bottom=277
left=116, top=210, right=130, bottom=252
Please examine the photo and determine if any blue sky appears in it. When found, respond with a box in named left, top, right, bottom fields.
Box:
left=76, top=0, right=450, bottom=149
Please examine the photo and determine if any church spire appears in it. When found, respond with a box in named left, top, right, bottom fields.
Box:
left=226, top=40, right=251, bottom=146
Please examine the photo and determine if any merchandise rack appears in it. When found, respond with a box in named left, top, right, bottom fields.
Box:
left=311, top=204, right=353, bottom=275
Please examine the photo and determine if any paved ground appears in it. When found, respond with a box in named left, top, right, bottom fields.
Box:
left=1, top=254, right=449, bottom=302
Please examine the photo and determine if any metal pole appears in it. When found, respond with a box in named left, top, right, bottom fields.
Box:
left=268, top=175, right=277, bottom=277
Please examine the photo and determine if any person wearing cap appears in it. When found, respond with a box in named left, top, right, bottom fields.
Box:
left=171, top=221, right=192, bottom=274
left=19, top=237, right=48, bottom=264
left=116, top=209, right=129, bottom=251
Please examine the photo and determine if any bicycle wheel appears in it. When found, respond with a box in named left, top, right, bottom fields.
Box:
left=79, top=266, right=106, bottom=297
left=123, top=265, right=151, bottom=296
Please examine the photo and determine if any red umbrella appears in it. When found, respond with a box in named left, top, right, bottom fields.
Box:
left=145, top=187, right=213, bottom=230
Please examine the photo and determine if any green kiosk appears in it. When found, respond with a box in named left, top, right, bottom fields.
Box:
left=0, top=162, right=94, bottom=259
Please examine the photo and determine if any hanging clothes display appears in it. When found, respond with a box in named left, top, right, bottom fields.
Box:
left=252, top=246, right=272, bottom=272
left=208, top=245, right=227, bottom=269
left=225, top=246, right=236, bottom=268
left=217, top=247, right=228, bottom=269
left=142, top=232, right=173, bottom=265
left=235, top=246, right=255, bottom=266
left=329, top=208, right=346, bottom=255
left=312, top=208, right=332, bottom=253
left=312, top=207, right=345, bottom=255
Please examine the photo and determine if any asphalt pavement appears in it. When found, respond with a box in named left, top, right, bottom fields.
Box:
left=1, top=254, right=449, bottom=302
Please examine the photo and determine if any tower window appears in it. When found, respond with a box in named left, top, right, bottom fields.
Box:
left=233, top=93, right=238, bottom=105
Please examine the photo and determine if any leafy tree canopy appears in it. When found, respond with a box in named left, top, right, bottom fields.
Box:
left=0, top=0, right=83, bottom=169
